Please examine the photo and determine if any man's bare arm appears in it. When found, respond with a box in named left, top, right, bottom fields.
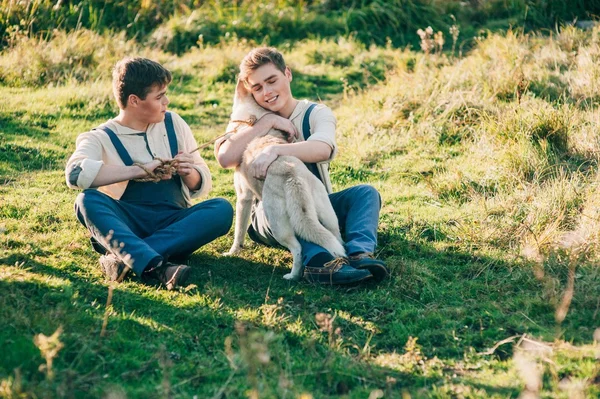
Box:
left=90, top=159, right=166, bottom=187
left=215, top=114, right=297, bottom=169
left=266, top=140, right=332, bottom=163
left=249, top=140, right=332, bottom=180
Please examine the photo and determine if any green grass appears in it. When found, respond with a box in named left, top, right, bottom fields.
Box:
left=1, top=30, right=600, bottom=398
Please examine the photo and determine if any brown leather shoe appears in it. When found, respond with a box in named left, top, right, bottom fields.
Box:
left=303, top=257, right=372, bottom=285
left=145, top=262, right=191, bottom=290
left=348, top=253, right=389, bottom=282
left=99, top=254, right=130, bottom=282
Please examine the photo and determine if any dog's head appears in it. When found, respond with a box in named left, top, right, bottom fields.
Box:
left=231, top=78, right=269, bottom=123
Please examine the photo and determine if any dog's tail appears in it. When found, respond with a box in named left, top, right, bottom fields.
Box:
left=283, top=172, right=346, bottom=258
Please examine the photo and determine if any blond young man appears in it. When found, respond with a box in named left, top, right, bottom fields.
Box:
left=66, top=57, right=233, bottom=290
left=215, top=47, right=388, bottom=285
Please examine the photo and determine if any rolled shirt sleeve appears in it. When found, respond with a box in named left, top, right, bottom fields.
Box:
left=189, top=162, right=212, bottom=198
left=65, top=133, right=104, bottom=189
left=173, top=112, right=212, bottom=199
left=305, top=105, right=338, bottom=162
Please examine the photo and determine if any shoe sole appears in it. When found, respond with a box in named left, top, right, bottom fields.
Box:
left=304, top=273, right=372, bottom=285
left=356, top=264, right=389, bottom=282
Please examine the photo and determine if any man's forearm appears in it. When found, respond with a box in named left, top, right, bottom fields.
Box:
left=269, top=141, right=332, bottom=163
left=181, top=169, right=202, bottom=191
left=216, top=117, right=273, bottom=168
left=90, top=164, right=147, bottom=187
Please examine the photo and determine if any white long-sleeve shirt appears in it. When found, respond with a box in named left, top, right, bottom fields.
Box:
left=65, top=111, right=212, bottom=206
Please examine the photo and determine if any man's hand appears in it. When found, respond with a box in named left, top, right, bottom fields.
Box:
left=173, top=152, right=195, bottom=176
left=174, top=151, right=202, bottom=190
left=264, top=114, right=298, bottom=142
left=143, top=159, right=173, bottom=180
left=250, top=146, right=279, bottom=180
left=216, top=114, right=298, bottom=169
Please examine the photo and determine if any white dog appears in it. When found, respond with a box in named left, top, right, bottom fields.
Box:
left=224, top=79, right=346, bottom=280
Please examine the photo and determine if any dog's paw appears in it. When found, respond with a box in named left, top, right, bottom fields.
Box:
left=283, top=273, right=302, bottom=281
left=222, top=248, right=241, bottom=256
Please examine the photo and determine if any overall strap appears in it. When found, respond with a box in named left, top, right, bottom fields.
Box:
left=302, top=103, right=323, bottom=183
left=96, top=126, right=134, bottom=166
left=164, top=111, right=178, bottom=157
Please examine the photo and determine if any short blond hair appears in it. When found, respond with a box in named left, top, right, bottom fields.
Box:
left=239, top=47, right=286, bottom=83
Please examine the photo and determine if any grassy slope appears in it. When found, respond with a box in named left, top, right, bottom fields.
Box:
left=1, top=32, right=599, bottom=398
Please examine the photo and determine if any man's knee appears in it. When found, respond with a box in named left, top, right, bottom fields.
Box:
left=197, top=197, right=233, bottom=235
left=214, top=198, right=234, bottom=234
left=354, top=184, right=381, bottom=208
left=74, top=189, right=109, bottom=220
left=75, top=189, right=107, bottom=207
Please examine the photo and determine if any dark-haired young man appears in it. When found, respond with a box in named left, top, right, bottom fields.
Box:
left=215, top=47, right=388, bottom=285
left=66, top=57, right=233, bottom=290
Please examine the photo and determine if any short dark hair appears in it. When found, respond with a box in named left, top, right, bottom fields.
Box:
left=239, top=47, right=286, bottom=83
left=112, top=57, right=172, bottom=109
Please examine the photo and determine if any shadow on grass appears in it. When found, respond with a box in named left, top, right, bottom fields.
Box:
left=1, top=227, right=596, bottom=397
left=375, top=230, right=599, bottom=354
left=0, top=252, right=432, bottom=396
left=0, top=274, right=520, bottom=398
left=291, top=70, right=344, bottom=101
left=0, top=142, right=62, bottom=175
left=0, top=111, right=53, bottom=141
left=0, top=111, right=69, bottom=179
left=0, top=254, right=244, bottom=396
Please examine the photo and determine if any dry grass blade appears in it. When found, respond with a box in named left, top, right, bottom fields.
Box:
left=478, top=335, right=519, bottom=356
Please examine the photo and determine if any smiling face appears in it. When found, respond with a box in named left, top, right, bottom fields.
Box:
left=245, top=63, right=296, bottom=118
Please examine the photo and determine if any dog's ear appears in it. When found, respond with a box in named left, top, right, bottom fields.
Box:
left=235, top=78, right=249, bottom=98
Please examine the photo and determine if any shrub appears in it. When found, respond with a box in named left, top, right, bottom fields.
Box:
left=149, top=4, right=346, bottom=55
left=0, top=29, right=163, bottom=87
left=3, top=0, right=600, bottom=52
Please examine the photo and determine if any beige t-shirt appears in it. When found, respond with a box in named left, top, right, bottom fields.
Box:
left=287, top=99, right=337, bottom=194
left=65, top=112, right=212, bottom=206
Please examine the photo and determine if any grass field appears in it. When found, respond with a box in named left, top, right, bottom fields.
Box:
left=1, top=27, right=600, bottom=398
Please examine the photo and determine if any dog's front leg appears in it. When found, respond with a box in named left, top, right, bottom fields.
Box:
left=284, top=242, right=305, bottom=281
left=224, top=172, right=254, bottom=256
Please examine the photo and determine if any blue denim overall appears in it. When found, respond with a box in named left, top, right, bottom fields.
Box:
left=75, top=113, right=233, bottom=275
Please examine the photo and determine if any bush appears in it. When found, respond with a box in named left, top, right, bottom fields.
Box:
left=149, top=4, right=346, bottom=55
left=0, top=29, right=159, bottom=86
left=0, top=0, right=182, bottom=48
left=3, top=0, right=600, bottom=52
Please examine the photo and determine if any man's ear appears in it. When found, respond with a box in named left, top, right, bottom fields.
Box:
left=285, top=67, right=292, bottom=82
left=128, top=94, right=140, bottom=107
left=235, top=78, right=249, bottom=97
